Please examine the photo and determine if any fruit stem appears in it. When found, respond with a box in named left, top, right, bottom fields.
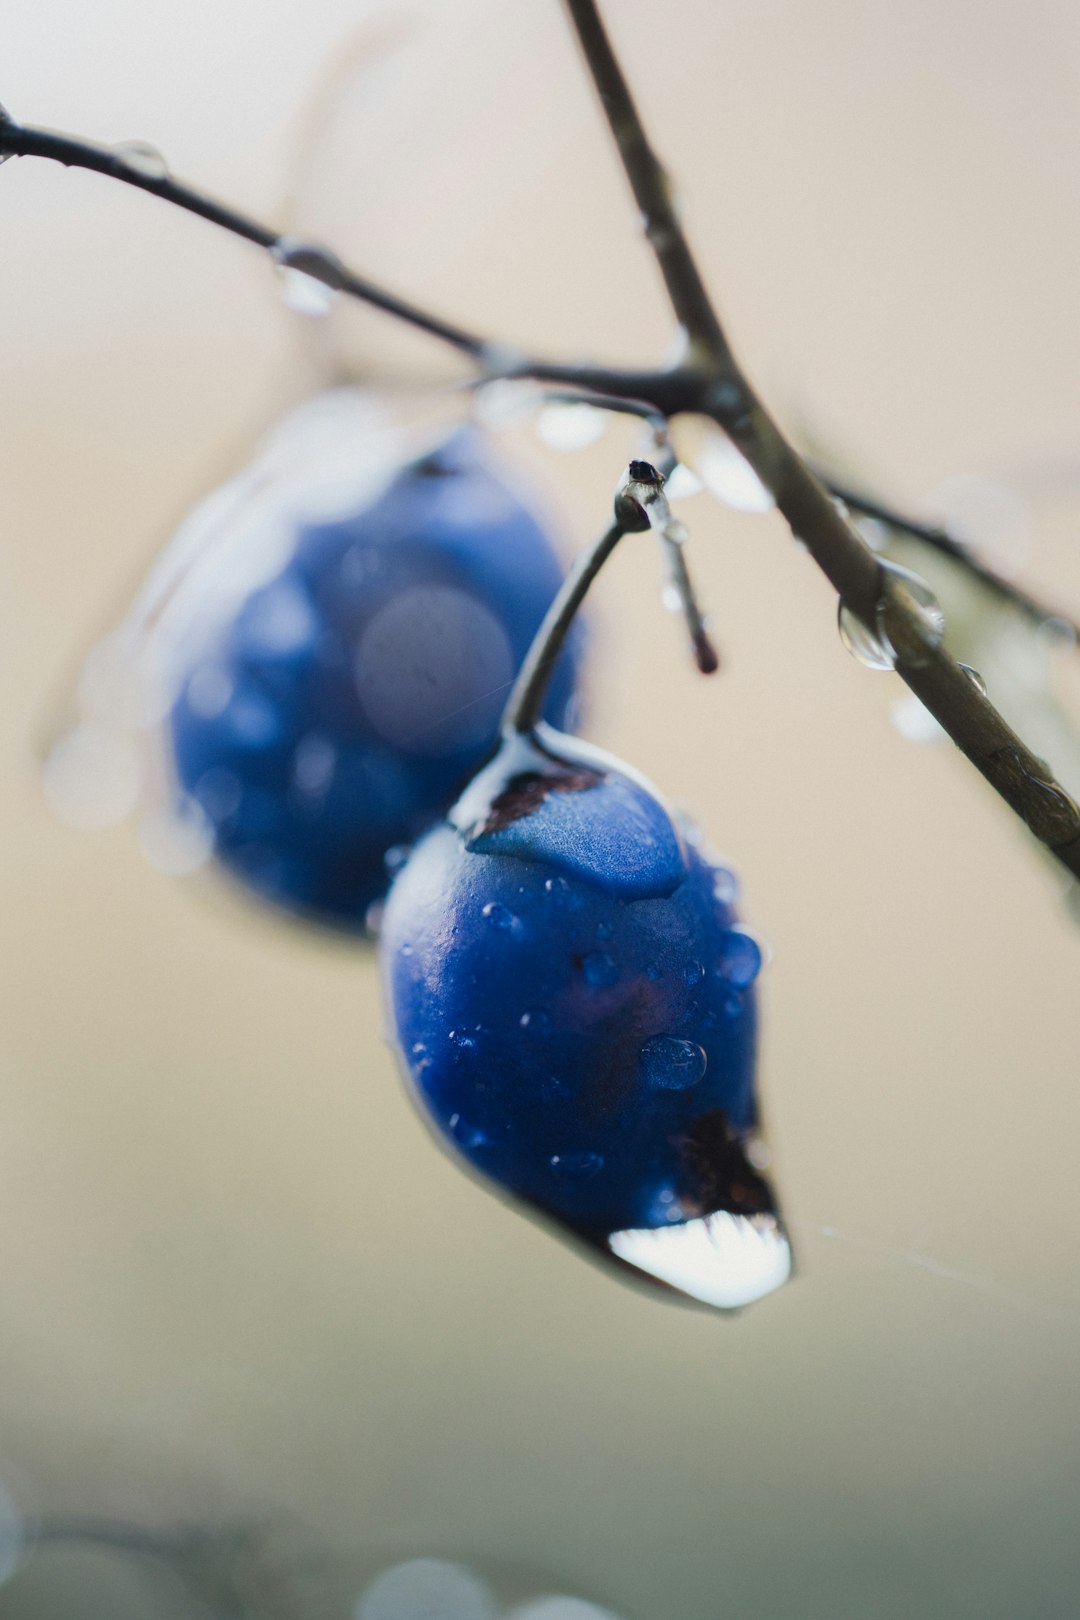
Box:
left=501, top=516, right=628, bottom=737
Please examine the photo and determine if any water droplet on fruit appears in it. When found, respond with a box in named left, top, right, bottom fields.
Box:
left=958, top=662, right=987, bottom=696
left=449, top=1029, right=477, bottom=1050
left=640, top=1035, right=707, bottom=1091
left=581, top=951, right=619, bottom=987
left=712, top=868, right=738, bottom=905
left=482, top=900, right=520, bottom=932
left=544, top=875, right=569, bottom=897
left=271, top=238, right=344, bottom=317
left=520, top=1009, right=552, bottom=1032
left=549, top=1150, right=604, bottom=1181
left=448, top=1113, right=488, bottom=1149
left=43, top=723, right=141, bottom=829
left=717, top=929, right=762, bottom=987
left=722, top=989, right=744, bottom=1016
left=355, top=1557, right=496, bottom=1620
left=113, top=139, right=170, bottom=180
left=535, top=401, right=609, bottom=451
left=684, top=959, right=704, bottom=986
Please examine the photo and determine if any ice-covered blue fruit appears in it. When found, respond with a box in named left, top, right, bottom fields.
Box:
left=167, top=428, right=583, bottom=929
left=381, top=725, right=791, bottom=1312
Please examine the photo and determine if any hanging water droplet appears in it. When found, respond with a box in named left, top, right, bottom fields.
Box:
left=838, top=600, right=894, bottom=671
left=473, top=379, right=540, bottom=429
left=717, top=929, right=762, bottom=987
left=549, top=1150, right=604, bottom=1181
left=698, top=427, right=775, bottom=513
left=890, top=693, right=946, bottom=743
left=113, top=139, right=170, bottom=180
left=958, top=662, right=987, bottom=696
left=535, top=401, right=609, bottom=451
left=271, top=238, right=344, bottom=317
left=664, top=462, right=703, bottom=499
left=875, top=560, right=946, bottom=666
left=581, top=951, right=619, bottom=987
left=640, top=1035, right=707, bottom=1091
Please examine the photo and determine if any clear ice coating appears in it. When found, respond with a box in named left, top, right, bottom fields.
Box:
left=112, top=139, right=170, bottom=180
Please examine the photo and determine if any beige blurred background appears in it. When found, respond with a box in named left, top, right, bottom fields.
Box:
left=2, top=0, right=1080, bottom=1615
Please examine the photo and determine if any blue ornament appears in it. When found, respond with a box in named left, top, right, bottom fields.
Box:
left=381, top=724, right=791, bottom=1312
left=165, top=426, right=584, bottom=930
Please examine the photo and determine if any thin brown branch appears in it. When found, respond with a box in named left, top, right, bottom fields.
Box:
left=820, top=474, right=1080, bottom=641
left=560, top=0, right=1080, bottom=880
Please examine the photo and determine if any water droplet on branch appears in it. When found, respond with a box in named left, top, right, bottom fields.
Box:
left=113, top=140, right=171, bottom=180
left=271, top=238, right=344, bottom=317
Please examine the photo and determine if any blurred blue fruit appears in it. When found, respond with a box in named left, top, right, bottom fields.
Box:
left=381, top=724, right=790, bottom=1312
left=167, top=427, right=584, bottom=930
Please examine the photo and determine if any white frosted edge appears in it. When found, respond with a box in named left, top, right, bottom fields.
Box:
left=608, top=1210, right=792, bottom=1310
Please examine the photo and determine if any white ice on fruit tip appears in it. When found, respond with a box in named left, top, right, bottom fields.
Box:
left=608, top=1210, right=792, bottom=1309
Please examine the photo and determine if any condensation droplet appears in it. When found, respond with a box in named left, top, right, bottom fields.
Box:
left=581, top=951, right=619, bottom=987
left=481, top=900, right=520, bottom=931
left=640, top=1035, right=707, bottom=1091
left=549, top=1150, right=604, bottom=1181
left=958, top=662, right=987, bottom=696
left=717, top=929, right=762, bottom=987
left=684, top=959, right=705, bottom=986
left=535, top=401, right=609, bottom=451
left=113, top=139, right=170, bottom=180
left=271, top=238, right=344, bottom=317
left=448, top=1113, right=488, bottom=1150
left=520, top=1008, right=553, bottom=1032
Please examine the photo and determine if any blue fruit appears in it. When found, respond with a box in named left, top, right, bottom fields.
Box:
left=166, top=428, right=584, bottom=929
left=381, top=724, right=791, bottom=1312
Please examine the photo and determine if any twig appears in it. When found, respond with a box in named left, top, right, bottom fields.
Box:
left=4, top=75, right=1080, bottom=875
left=559, top=0, right=1080, bottom=878
left=820, top=473, right=1080, bottom=641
